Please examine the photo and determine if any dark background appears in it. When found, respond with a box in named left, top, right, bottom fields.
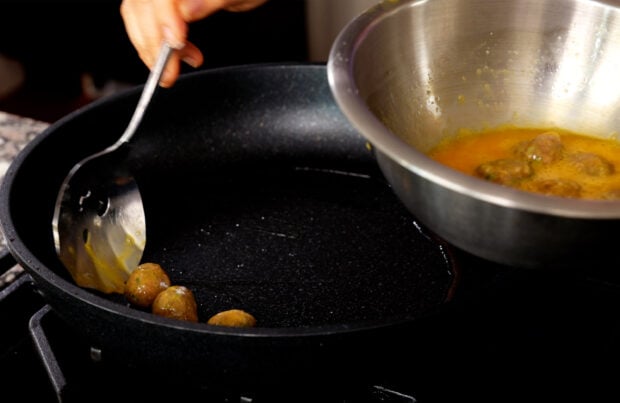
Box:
left=0, top=0, right=309, bottom=122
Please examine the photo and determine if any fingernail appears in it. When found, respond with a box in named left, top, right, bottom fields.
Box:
left=162, top=26, right=184, bottom=49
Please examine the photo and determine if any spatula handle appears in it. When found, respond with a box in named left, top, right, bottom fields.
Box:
left=117, top=42, right=174, bottom=146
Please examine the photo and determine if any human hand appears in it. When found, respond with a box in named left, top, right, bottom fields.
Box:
left=120, top=0, right=268, bottom=87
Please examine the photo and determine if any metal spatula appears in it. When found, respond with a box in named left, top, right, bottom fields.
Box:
left=52, top=43, right=173, bottom=294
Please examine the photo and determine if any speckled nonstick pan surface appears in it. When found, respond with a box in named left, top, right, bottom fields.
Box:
left=0, top=64, right=457, bottom=387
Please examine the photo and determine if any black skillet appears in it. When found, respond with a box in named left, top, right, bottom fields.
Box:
left=0, top=64, right=457, bottom=388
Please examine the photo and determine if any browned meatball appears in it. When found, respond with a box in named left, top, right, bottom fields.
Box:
left=528, top=178, right=582, bottom=198
left=476, top=158, right=533, bottom=185
left=152, top=285, right=198, bottom=322
left=567, top=152, right=615, bottom=176
left=207, top=309, right=257, bottom=328
left=514, top=131, right=564, bottom=164
left=124, top=263, right=171, bottom=308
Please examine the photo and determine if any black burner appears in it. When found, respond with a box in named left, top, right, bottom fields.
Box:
left=2, top=250, right=620, bottom=403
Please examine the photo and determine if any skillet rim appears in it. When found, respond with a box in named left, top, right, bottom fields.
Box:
left=0, top=62, right=458, bottom=338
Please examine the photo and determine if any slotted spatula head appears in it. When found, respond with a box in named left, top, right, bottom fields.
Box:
left=52, top=43, right=173, bottom=294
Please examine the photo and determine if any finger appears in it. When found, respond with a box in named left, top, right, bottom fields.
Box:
left=159, top=53, right=181, bottom=88
left=121, top=0, right=163, bottom=68
left=154, top=0, right=187, bottom=49
left=159, top=41, right=204, bottom=87
left=178, top=41, right=204, bottom=69
left=152, top=0, right=187, bottom=87
left=121, top=0, right=190, bottom=87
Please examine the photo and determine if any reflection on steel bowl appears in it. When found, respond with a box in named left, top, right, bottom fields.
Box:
left=327, top=0, right=620, bottom=270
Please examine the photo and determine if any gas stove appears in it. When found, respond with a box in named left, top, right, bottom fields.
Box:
left=2, top=249, right=619, bottom=403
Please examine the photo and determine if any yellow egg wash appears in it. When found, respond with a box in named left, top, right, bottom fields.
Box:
left=427, top=127, right=620, bottom=200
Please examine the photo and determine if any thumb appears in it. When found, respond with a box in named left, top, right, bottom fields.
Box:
left=178, top=0, right=226, bottom=22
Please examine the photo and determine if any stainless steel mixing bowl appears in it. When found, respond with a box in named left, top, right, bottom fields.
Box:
left=328, top=0, right=620, bottom=270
